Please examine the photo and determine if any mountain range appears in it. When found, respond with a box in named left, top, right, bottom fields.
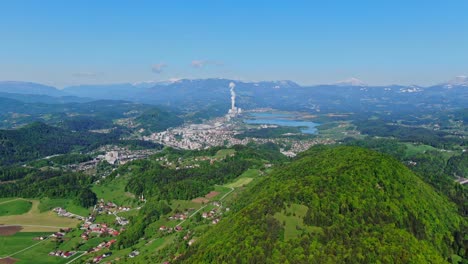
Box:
left=0, top=77, right=466, bottom=116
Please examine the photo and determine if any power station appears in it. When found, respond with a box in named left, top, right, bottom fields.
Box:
left=226, top=82, right=241, bottom=120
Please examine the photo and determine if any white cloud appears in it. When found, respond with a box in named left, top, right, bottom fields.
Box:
left=152, top=63, right=167, bottom=74
left=191, top=60, right=223, bottom=68
left=191, top=60, right=206, bottom=68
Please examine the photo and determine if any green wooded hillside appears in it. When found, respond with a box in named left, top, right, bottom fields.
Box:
left=0, top=122, right=118, bottom=165
left=179, top=146, right=467, bottom=263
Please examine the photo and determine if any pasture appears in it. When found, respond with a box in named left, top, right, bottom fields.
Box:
left=0, top=200, right=79, bottom=232
left=274, top=203, right=321, bottom=240
left=0, top=200, right=32, bottom=216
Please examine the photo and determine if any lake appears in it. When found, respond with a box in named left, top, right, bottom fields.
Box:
left=243, top=112, right=319, bottom=134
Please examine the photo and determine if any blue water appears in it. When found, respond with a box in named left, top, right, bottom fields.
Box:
left=244, top=112, right=319, bottom=134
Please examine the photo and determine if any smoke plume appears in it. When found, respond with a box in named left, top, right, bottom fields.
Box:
left=229, top=82, right=236, bottom=109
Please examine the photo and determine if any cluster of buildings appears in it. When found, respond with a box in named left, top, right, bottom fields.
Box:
left=86, top=240, right=116, bottom=255
left=143, top=113, right=334, bottom=156
left=74, top=200, right=132, bottom=241
left=95, top=200, right=131, bottom=215
left=144, top=118, right=238, bottom=150
left=53, top=207, right=85, bottom=221
left=99, top=146, right=160, bottom=165
left=287, top=138, right=335, bottom=154
left=80, top=223, right=121, bottom=240
left=67, top=145, right=159, bottom=172
left=91, top=251, right=113, bottom=263
left=168, top=211, right=190, bottom=221
left=158, top=225, right=181, bottom=234
left=48, top=250, right=77, bottom=259
left=183, top=231, right=197, bottom=246
left=142, top=83, right=332, bottom=154
left=201, top=202, right=226, bottom=224
left=50, top=231, right=68, bottom=239
left=92, top=200, right=130, bottom=226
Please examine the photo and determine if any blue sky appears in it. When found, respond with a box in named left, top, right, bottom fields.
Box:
left=0, top=0, right=467, bottom=87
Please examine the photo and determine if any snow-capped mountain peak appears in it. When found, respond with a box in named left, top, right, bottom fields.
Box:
left=132, top=78, right=181, bottom=88
left=448, top=75, right=468, bottom=85
left=441, top=75, right=468, bottom=89
left=335, top=77, right=367, bottom=86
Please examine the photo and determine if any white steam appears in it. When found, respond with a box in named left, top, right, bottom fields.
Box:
left=229, top=82, right=236, bottom=109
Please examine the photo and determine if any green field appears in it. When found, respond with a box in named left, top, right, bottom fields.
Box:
left=57, top=229, right=84, bottom=252
left=223, top=169, right=259, bottom=188
left=9, top=239, right=81, bottom=264
left=170, top=200, right=201, bottom=212
left=214, top=149, right=236, bottom=159
left=92, top=176, right=137, bottom=206
left=0, top=198, right=19, bottom=203
left=117, top=209, right=139, bottom=219
left=316, top=121, right=361, bottom=140
left=212, top=186, right=233, bottom=200
left=403, top=143, right=456, bottom=159
left=404, top=143, right=438, bottom=158
left=274, top=203, right=321, bottom=240
left=0, top=199, right=32, bottom=216
left=0, top=200, right=80, bottom=232
left=94, top=213, right=117, bottom=226
left=0, top=232, right=50, bottom=258
left=38, top=197, right=90, bottom=216
left=224, top=177, right=253, bottom=188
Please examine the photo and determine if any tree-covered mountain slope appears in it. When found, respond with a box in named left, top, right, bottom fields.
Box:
left=179, top=146, right=467, bottom=263
left=134, top=108, right=183, bottom=134
left=0, top=122, right=119, bottom=165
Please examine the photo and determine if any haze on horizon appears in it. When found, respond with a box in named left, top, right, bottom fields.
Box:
left=1, top=1, right=468, bottom=87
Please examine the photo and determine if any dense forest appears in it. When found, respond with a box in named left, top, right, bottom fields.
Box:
left=354, top=119, right=466, bottom=148
left=0, top=167, right=97, bottom=208
left=122, top=158, right=249, bottom=200
left=134, top=108, right=183, bottom=134
left=343, top=137, right=468, bottom=217
left=178, top=146, right=467, bottom=263
left=111, top=143, right=286, bottom=203
left=0, top=122, right=118, bottom=164
left=0, top=122, right=162, bottom=165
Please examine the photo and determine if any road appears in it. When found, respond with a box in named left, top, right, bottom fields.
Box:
left=0, top=198, right=23, bottom=205
left=455, top=177, right=468, bottom=185
left=65, top=251, right=87, bottom=264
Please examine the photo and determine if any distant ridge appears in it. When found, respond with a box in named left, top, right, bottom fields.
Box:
left=334, top=77, right=367, bottom=86
left=442, top=75, right=468, bottom=88
left=1, top=78, right=466, bottom=114
left=0, top=81, right=64, bottom=97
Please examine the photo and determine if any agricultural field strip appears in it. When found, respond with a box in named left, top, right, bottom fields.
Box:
left=1, top=224, right=70, bottom=229
left=177, top=187, right=234, bottom=227
left=2, top=175, right=234, bottom=260
left=4, top=237, right=48, bottom=257
left=219, top=187, right=235, bottom=200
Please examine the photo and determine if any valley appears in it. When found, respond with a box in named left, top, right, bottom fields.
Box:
left=0, top=79, right=466, bottom=264
left=2, top=2, right=468, bottom=263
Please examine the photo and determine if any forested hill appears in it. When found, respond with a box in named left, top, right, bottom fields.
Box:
left=179, top=146, right=467, bottom=263
left=134, top=108, right=183, bottom=134
left=0, top=122, right=119, bottom=165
